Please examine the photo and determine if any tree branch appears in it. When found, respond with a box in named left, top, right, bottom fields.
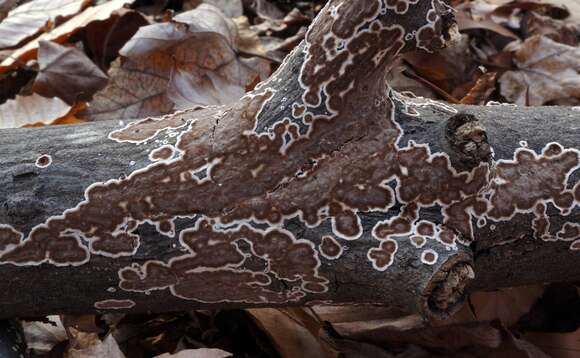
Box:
left=0, top=0, right=578, bottom=319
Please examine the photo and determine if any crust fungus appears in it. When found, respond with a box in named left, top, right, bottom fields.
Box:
left=368, top=239, right=398, bottom=271
left=0, top=225, right=22, bottom=252
left=0, top=0, right=524, bottom=319
left=118, top=219, right=328, bottom=303
left=319, top=235, right=343, bottom=259
left=94, top=299, right=136, bottom=310
left=35, top=154, right=52, bottom=168
left=149, top=145, right=175, bottom=161
left=421, top=249, right=439, bottom=265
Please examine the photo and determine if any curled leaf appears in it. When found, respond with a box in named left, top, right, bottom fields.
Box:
left=500, top=35, right=580, bottom=105
left=33, top=41, right=108, bottom=104
left=0, top=0, right=90, bottom=49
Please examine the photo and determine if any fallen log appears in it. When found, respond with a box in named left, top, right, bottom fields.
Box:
left=0, top=0, right=578, bottom=319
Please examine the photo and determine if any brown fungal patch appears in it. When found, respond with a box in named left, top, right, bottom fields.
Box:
left=437, top=227, right=458, bottom=246
left=415, top=0, right=453, bottom=52
left=0, top=225, right=22, bottom=252
left=488, top=143, right=579, bottom=219
left=94, top=299, right=136, bottom=310
left=385, top=0, right=420, bottom=14
left=319, top=235, right=343, bottom=260
left=417, top=221, right=435, bottom=237
left=373, top=204, right=417, bottom=240
left=0, top=224, right=89, bottom=266
left=410, top=235, right=427, bottom=248
left=443, top=197, right=488, bottom=242
left=532, top=203, right=550, bottom=240
left=571, top=240, right=580, bottom=251
left=396, top=144, right=489, bottom=206
left=149, top=145, right=175, bottom=161
left=420, top=249, right=438, bottom=265
left=108, top=108, right=212, bottom=143
left=330, top=204, right=362, bottom=240
left=367, top=239, right=398, bottom=271
left=119, top=219, right=327, bottom=303
left=35, top=154, right=52, bottom=168
left=557, top=223, right=580, bottom=241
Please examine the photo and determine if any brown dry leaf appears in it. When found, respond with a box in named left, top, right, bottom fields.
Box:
left=155, top=348, right=233, bottom=358
left=469, top=285, right=545, bottom=328
left=0, top=0, right=134, bottom=72
left=247, top=308, right=338, bottom=358
left=83, top=9, right=150, bottom=70
left=252, top=8, right=310, bottom=35
left=460, top=72, right=497, bottom=104
left=456, top=11, right=519, bottom=39
left=84, top=4, right=269, bottom=121
left=233, top=16, right=266, bottom=55
left=83, top=55, right=173, bottom=121
left=0, top=93, right=73, bottom=128
left=313, top=305, right=415, bottom=324
left=0, top=0, right=90, bottom=49
left=524, top=328, right=580, bottom=358
left=33, top=41, right=108, bottom=104
left=65, top=329, right=125, bottom=358
left=499, top=35, right=580, bottom=105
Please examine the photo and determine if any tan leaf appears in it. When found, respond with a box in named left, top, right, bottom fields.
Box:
left=468, top=285, right=545, bottom=328
left=0, top=93, right=73, bottom=128
left=83, top=9, right=150, bottom=69
left=22, top=316, right=68, bottom=353
left=65, top=329, right=125, bottom=358
left=500, top=35, right=580, bottom=105
left=0, top=0, right=134, bottom=72
left=0, top=0, right=90, bottom=49
left=84, top=4, right=269, bottom=121
left=247, top=308, right=337, bottom=358
left=83, top=55, right=173, bottom=121
left=33, top=41, right=108, bottom=104
left=460, top=72, right=497, bottom=105
left=154, top=348, right=233, bottom=358
left=524, top=328, right=580, bottom=358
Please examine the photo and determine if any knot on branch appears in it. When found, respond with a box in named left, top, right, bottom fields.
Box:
left=424, top=259, right=475, bottom=319
left=445, top=113, right=492, bottom=171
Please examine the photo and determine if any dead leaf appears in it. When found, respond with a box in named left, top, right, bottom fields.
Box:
left=233, top=16, right=266, bottom=55
left=84, top=4, right=269, bottom=120
left=460, top=72, right=498, bottom=104
left=22, top=316, right=68, bottom=353
left=0, top=93, right=73, bottom=128
left=0, top=0, right=90, bottom=49
left=469, top=286, right=545, bottom=328
left=499, top=35, right=580, bottom=105
left=33, top=41, right=108, bottom=104
left=66, top=329, right=125, bottom=358
left=524, top=328, right=580, bottom=358
left=83, top=55, right=173, bottom=121
left=247, top=308, right=337, bottom=358
left=82, top=9, right=150, bottom=70
left=0, top=0, right=134, bottom=72
left=456, top=11, right=519, bottom=39
left=155, top=348, right=233, bottom=358
left=0, top=0, right=17, bottom=21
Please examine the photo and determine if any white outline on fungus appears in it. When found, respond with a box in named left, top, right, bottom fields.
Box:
left=35, top=154, right=52, bottom=168
left=94, top=299, right=136, bottom=310
left=420, top=249, right=438, bottom=265
left=319, top=235, right=344, bottom=260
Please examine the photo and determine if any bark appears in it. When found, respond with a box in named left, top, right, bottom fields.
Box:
left=0, top=0, right=579, bottom=319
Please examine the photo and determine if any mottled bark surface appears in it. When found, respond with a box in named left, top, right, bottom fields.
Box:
left=0, top=0, right=578, bottom=319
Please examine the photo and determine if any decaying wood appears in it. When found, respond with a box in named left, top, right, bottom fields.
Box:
left=0, top=0, right=578, bottom=319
